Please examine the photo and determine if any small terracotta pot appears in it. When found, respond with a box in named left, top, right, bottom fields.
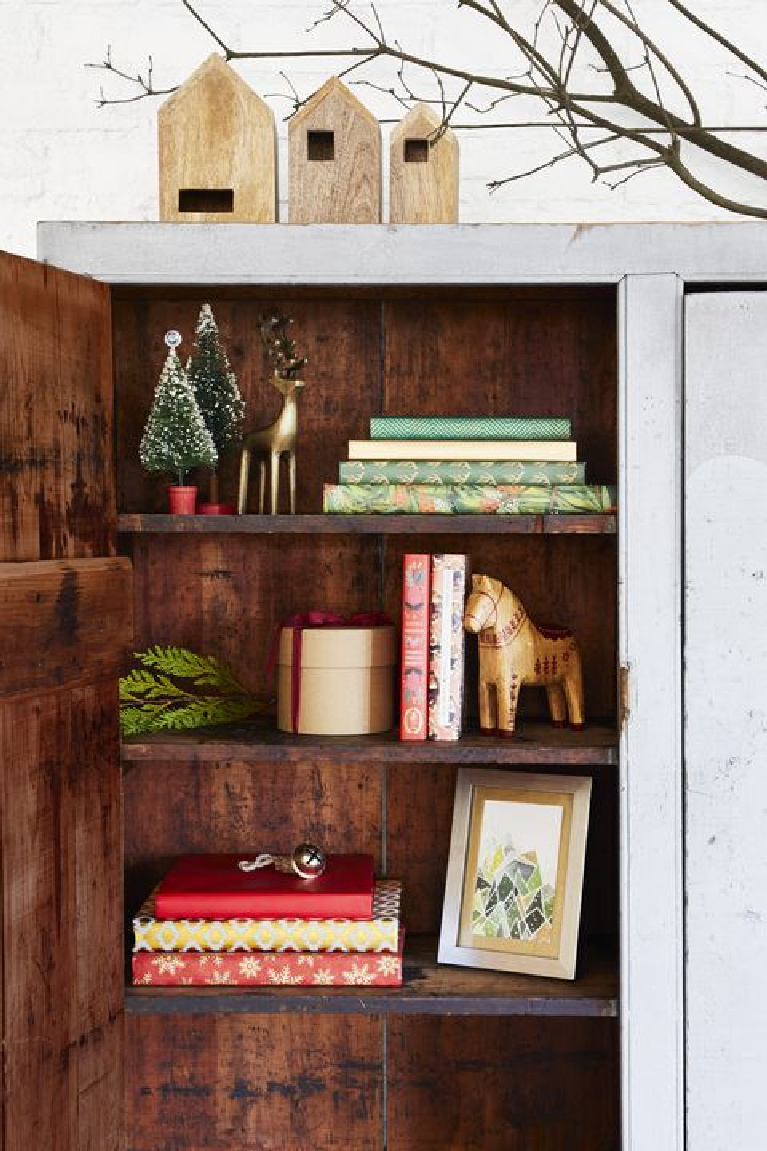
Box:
left=198, top=502, right=235, bottom=516
left=168, top=485, right=197, bottom=515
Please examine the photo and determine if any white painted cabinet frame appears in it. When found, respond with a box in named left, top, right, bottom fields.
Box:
left=42, top=221, right=742, bottom=1151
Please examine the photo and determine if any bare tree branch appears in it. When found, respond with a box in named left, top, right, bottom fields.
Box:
left=88, top=0, right=767, bottom=219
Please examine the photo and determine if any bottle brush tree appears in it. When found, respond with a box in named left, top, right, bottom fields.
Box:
left=187, top=303, right=246, bottom=503
left=139, top=346, right=217, bottom=488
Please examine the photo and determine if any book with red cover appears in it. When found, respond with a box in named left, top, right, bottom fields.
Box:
left=132, top=931, right=404, bottom=987
left=154, top=854, right=375, bottom=920
left=400, top=553, right=431, bottom=741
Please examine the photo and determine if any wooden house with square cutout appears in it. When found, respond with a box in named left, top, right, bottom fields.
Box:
left=288, top=77, right=381, bottom=223
left=158, top=54, right=277, bottom=223
left=390, top=103, right=459, bottom=224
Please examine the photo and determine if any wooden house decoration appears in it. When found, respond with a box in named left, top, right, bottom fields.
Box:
left=389, top=103, right=459, bottom=224
left=288, top=77, right=381, bottom=223
left=158, top=54, right=277, bottom=223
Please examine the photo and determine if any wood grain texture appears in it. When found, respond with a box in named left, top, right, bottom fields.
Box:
left=0, top=250, right=114, bottom=561
left=387, top=1016, right=619, bottom=1151
left=288, top=78, right=381, bottom=224
left=125, top=1013, right=383, bottom=1150
left=123, top=759, right=384, bottom=942
left=112, top=292, right=381, bottom=514
left=117, top=513, right=617, bottom=535
left=389, top=104, right=459, bottom=225
left=0, top=682, right=123, bottom=1151
left=0, top=558, right=132, bottom=698
left=158, top=55, right=277, bottom=223
left=120, top=720, right=618, bottom=766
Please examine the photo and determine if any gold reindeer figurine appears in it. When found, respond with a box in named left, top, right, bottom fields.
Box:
left=238, top=313, right=307, bottom=515
left=463, top=573, right=585, bottom=737
left=237, top=373, right=304, bottom=514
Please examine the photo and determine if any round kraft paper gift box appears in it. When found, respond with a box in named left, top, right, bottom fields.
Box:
left=277, top=624, right=396, bottom=735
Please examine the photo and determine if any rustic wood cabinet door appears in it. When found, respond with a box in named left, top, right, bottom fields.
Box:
left=0, top=251, right=132, bottom=1151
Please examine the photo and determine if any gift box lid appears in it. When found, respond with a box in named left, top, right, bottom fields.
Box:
left=278, top=623, right=396, bottom=669
left=155, top=853, right=376, bottom=919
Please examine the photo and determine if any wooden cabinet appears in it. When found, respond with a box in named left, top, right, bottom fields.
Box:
left=6, top=222, right=702, bottom=1151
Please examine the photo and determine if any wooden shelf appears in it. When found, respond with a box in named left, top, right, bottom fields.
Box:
left=121, top=720, right=618, bottom=767
left=117, top=513, right=617, bottom=536
left=125, top=936, right=617, bottom=1018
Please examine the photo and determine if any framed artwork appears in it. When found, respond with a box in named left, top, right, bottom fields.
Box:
left=438, top=769, right=592, bottom=979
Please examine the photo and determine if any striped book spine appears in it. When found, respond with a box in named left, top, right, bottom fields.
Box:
left=348, top=440, right=577, bottom=462
left=400, top=555, right=430, bottom=742
left=339, top=460, right=586, bottom=486
left=323, top=484, right=617, bottom=516
left=370, top=416, right=571, bottom=440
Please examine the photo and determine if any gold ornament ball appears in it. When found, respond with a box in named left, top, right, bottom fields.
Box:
left=292, top=842, right=326, bottom=879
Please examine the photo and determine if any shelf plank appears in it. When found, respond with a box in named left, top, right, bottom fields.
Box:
left=117, top=513, right=617, bottom=536
left=121, top=720, right=618, bottom=767
left=125, top=936, right=617, bottom=1017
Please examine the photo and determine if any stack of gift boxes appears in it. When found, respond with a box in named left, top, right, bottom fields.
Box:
left=132, top=853, right=404, bottom=987
left=323, top=415, right=616, bottom=516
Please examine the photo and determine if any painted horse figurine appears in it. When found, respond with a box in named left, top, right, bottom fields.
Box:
left=463, top=574, right=585, bottom=737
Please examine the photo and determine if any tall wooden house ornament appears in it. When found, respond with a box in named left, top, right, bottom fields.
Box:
left=158, top=54, right=277, bottom=223
left=288, top=78, right=382, bottom=223
left=390, top=103, right=459, bottom=224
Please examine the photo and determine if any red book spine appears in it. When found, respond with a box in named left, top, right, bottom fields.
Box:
left=400, top=554, right=431, bottom=740
left=133, top=933, right=404, bottom=986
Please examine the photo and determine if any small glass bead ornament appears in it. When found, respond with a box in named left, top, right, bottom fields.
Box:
left=165, top=329, right=182, bottom=349
left=238, top=842, right=327, bottom=880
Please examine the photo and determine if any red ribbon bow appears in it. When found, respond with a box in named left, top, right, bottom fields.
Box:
left=266, top=611, right=392, bottom=733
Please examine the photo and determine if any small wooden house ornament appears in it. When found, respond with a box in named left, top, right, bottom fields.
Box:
left=389, top=103, right=459, bottom=224
left=158, top=54, right=277, bottom=223
left=288, top=77, right=382, bottom=223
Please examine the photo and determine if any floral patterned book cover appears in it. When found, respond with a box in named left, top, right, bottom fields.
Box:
left=133, top=879, right=402, bottom=953
left=428, top=554, right=468, bottom=741
left=323, top=484, right=616, bottom=515
left=132, top=932, right=405, bottom=986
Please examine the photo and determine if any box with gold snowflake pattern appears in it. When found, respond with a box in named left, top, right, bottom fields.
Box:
left=133, top=879, right=402, bottom=953
left=132, top=932, right=404, bottom=986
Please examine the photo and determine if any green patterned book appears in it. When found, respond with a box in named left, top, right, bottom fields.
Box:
left=339, top=460, right=586, bottom=486
left=323, top=484, right=616, bottom=515
left=369, top=416, right=572, bottom=441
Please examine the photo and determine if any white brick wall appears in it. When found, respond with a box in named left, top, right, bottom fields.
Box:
left=2, top=0, right=766, bottom=256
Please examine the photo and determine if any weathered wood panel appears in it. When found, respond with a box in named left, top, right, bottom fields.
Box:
left=0, top=558, right=132, bottom=698
left=112, top=292, right=380, bottom=515
left=387, top=1017, right=619, bottom=1151
left=125, top=1014, right=384, bottom=1150
left=0, top=681, right=123, bottom=1151
left=685, top=292, right=767, bottom=1151
left=128, top=535, right=379, bottom=698
left=382, top=289, right=617, bottom=484
left=0, top=250, right=113, bottom=561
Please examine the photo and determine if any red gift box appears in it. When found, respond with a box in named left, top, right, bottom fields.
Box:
left=155, top=853, right=375, bottom=920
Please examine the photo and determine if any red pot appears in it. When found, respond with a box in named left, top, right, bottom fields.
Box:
left=168, top=485, right=197, bottom=515
left=198, top=502, right=235, bottom=516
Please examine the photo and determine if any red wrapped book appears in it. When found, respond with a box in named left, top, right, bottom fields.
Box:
left=400, top=553, right=431, bottom=741
left=154, top=854, right=375, bottom=920
left=133, top=932, right=405, bottom=987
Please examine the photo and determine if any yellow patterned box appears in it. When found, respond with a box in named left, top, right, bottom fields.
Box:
left=133, top=879, right=402, bottom=953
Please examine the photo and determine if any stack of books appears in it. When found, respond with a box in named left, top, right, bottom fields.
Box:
left=323, top=415, right=616, bottom=515
left=132, top=853, right=404, bottom=987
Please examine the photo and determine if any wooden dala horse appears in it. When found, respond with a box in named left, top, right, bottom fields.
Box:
left=463, top=574, right=585, bottom=737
